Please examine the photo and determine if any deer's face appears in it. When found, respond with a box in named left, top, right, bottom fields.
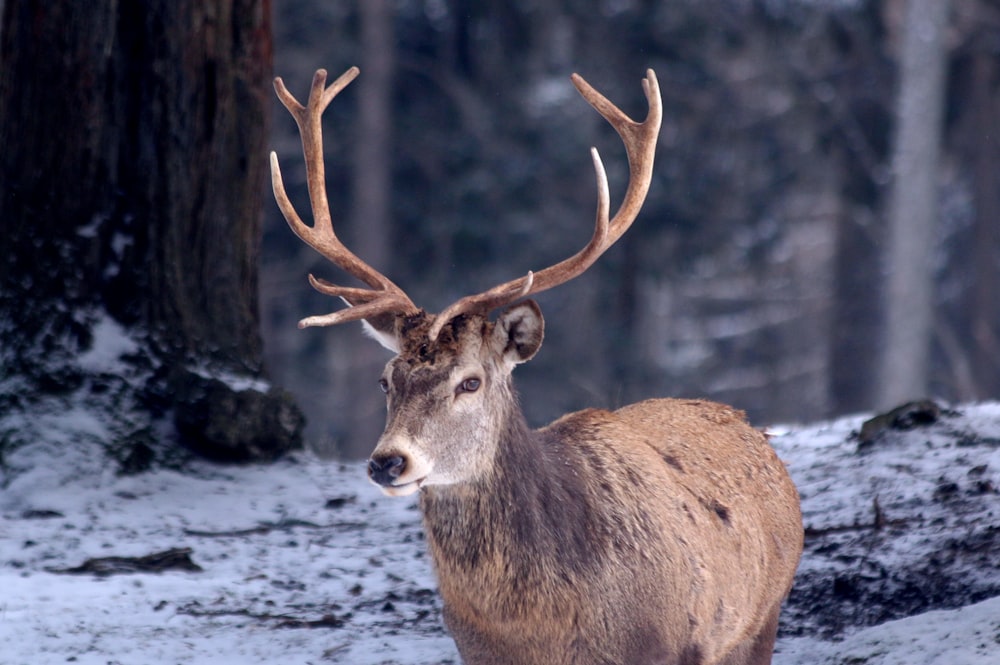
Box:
left=366, top=301, right=543, bottom=497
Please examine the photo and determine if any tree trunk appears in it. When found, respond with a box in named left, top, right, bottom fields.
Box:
left=968, top=49, right=1000, bottom=399
left=830, top=146, right=882, bottom=415
left=325, top=0, right=396, bottom=457
left=0, top=0, right=303, bottom=464
left=878, top=0, right=949, bottom=408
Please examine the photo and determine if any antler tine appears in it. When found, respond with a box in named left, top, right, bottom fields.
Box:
left=428, top=70, right=662, bottom=342
left=270, top=67, right=418, bottom=329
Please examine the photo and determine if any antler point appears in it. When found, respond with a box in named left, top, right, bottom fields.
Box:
left=519, top=271, right=535, bottom=296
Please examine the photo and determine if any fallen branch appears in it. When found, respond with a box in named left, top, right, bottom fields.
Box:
left=184, top=518, right=364, bottom=538
left=47, top=547, right=202, bottom=576
left=176, top=604, right=347, bottom=629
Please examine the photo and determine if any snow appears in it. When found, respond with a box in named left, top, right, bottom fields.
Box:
left=775, top=595, right=1000, bottom=665
left=188, top=362, right=273, bottom=394
left=1, top=454, right=456, bottom=664
left=76, top=316, right=140, bottom=375
left=2, top=397, right=999, bottom=663
left=780, top=403, right=1000, bottom=539
left=773, top=403, right=1000, bottom=641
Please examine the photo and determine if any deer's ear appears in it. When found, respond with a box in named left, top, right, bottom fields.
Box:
left=492, top=300, right=544, bottom=365
left=341, top=297, right=401, bottom=353
left=361, top=316, right=401, bottom=353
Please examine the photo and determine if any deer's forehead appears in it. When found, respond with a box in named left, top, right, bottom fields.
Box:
left=390, top=358, right=456, bottom=389
left=387, top=347, right=480, bottom=390
left=393, top=314, right=492, bottom=365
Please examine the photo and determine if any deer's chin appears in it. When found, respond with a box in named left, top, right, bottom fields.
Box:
left=379, top=478, right=424, bottom=497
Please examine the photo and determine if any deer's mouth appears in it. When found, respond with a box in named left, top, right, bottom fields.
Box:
left=381, top=477, right=425, bottom=497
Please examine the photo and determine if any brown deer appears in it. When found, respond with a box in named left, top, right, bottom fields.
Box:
left=270, top=66, right=803, bottom=665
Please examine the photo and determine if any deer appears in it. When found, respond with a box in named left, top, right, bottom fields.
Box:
left=270, top=66, right=803, bottom=665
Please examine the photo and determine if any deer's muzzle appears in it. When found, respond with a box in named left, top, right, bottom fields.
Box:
left=367, top=444, right=430, bottom=497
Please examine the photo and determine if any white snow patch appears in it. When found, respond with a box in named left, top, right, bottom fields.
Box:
left=76, top=315, right=140, bottom=374
left=1, top=453, right=457, bottom=664
left=76, top=214, right=104, bottom=239
left=189, top=363, right=273, bottom=393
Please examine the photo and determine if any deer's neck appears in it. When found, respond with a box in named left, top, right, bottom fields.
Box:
left=418, top=401, right=603, bottom=612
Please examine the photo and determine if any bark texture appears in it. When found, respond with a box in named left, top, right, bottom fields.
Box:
left=0, top=0, right=302, bottom=462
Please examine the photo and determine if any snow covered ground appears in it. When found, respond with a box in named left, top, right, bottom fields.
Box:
left=1, top=399, right=999, bottom=664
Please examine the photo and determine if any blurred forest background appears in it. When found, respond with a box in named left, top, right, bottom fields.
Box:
left=1, top=0, right=997, bottom=463
left=261, top=0, right=1000, bottom=457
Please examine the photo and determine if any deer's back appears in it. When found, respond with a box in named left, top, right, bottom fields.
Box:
left=559, top=397, right=803, bottom=591
left=535, top=397, right=803, bottom=663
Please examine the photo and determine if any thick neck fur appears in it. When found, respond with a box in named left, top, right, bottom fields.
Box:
left=418, top=387, right=609, bottom=621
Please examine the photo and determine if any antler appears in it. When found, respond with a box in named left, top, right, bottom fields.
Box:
left=270, top=67, right=419, bottom=329
left=428, top=69, right=662, bottom=341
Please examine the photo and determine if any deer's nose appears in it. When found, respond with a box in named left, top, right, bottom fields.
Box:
left=368, top=454, right=406, bottom=487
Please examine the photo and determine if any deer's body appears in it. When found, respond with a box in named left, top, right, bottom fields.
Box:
left=270, top=66, right=803, bottom=665
left=422, top=398, right=800, bottom=665
left=366, top=309, right=801, bottom=665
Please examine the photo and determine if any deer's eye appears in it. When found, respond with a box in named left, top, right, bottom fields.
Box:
left=457, top=377, right=481, bottom=394
left=378, top=378, right=390, bottom=394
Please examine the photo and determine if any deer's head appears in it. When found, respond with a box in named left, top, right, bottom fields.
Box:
left=270, top=67, right=661, bottom=496
left=358, top=302, right=541, bottom=495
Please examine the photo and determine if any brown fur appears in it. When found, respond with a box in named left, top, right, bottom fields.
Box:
left=368, top=307, right=803, bottom=665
